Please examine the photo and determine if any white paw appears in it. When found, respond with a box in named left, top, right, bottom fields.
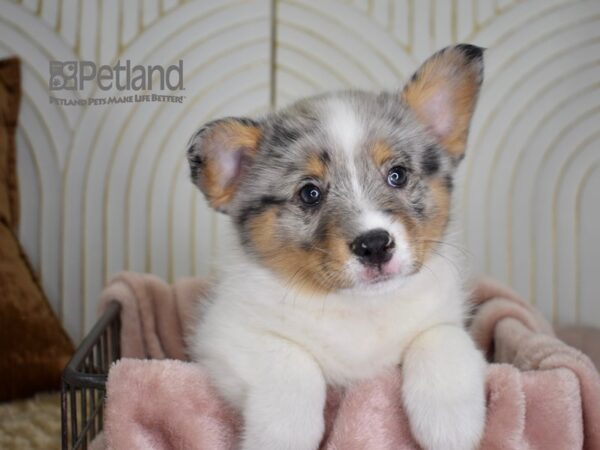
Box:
left=402, top=326, right=487, bottom=450
left=240, top=416, right=324, bottom=450
left=238, top=341, right=327, bottom=450
left=408, top=390, right=486, bottom=450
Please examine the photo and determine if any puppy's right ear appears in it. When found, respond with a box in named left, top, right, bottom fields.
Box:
left=187, top=117, right=262, bottom=213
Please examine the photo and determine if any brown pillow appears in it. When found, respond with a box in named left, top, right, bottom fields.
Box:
left=0, top=57, right=74, bottom=401
left=0, top=57, right=19, bottom=230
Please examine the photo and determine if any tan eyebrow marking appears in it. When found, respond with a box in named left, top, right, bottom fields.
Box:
left=305, top=152, right=327, bottom=179
left=372, top=140, right=394, bottom=166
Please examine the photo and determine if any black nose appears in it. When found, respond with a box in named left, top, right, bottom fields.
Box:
left=350, top=229, right=394, bottom=265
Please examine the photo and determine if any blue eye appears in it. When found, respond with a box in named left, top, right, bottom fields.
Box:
left=387, top=166, right=408, bottom=188
left=299, top=184, right=321, bottom=206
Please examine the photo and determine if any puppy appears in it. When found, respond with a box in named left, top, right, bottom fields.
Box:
left=186, top=44, right=487, bottom=450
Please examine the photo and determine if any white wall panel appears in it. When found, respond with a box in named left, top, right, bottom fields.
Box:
left=2, top=0, right=270, bottom=341
left=1, top=0, right=598, bottom=341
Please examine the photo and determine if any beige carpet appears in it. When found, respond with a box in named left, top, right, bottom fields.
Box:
left=0, top=392, right=61, bottom=450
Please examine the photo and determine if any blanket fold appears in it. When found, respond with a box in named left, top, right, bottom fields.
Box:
left=97, top=274, right=600, bottom=449
left=98, top=272, right=209, bottom=360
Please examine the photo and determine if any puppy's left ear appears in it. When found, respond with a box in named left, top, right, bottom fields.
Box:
left=402, top=44, right=484, bottom=157
left=187, top=117, right=262, bottom=213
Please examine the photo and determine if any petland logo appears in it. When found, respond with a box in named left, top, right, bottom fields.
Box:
left=48, top=60, right=185, bottom=106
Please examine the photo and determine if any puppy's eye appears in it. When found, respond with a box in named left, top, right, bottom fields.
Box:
left=299, top=184, right=321, bottom=206
left=387, top=166, right=408, bottom=188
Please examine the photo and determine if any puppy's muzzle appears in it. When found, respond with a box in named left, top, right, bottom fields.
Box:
left=350, top=229, right=395, bottom=266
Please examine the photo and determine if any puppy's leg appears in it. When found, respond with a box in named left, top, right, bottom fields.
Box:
left=241, top=341, right=326, bottom=450
left=402, top=325, right=486, bottom=450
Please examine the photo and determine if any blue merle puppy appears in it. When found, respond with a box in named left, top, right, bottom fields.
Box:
left=187, top=44, right=487, bottom=450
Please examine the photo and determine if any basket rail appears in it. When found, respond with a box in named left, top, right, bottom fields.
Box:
left=61, top=301, right=121, bottom=450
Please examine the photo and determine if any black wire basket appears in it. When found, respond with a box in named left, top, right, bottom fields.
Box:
left=61, top=302, right=121, bottom=450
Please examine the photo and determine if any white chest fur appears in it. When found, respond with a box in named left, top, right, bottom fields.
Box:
left=188, top=251, right=466, bottom=395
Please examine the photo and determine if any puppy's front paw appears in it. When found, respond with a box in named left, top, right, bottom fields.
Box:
left=239, top=343, right=327, bottom=450
left=402, top=326, right=487, bottom=450
left=407, top=388, right=486, bottom=450
left=241, top=421, right=324, bottom=450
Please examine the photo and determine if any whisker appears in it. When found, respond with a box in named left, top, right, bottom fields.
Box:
left=428, top=248, right=462, bottom=275
left=420, top=239, right=471, bottom=258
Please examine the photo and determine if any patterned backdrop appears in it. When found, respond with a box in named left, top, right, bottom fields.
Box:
left=1, top=0, right=599, bottom=341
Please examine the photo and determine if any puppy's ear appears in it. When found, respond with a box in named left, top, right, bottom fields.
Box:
left=187, top=117, right=262, bottom=213
left=402, top=44, right=484, bottom=157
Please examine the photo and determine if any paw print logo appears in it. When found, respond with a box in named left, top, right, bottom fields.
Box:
left=49, top=61, right=77, bottom=90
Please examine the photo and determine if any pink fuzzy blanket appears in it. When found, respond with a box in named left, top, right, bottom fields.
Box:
left=97, top=273, right=600, bottom=450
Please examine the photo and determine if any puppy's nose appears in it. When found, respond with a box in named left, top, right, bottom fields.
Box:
left=350, top=229, right=394, bottom=265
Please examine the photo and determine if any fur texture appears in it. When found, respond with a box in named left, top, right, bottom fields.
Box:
left=186, top=44, right=487, bottom=450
